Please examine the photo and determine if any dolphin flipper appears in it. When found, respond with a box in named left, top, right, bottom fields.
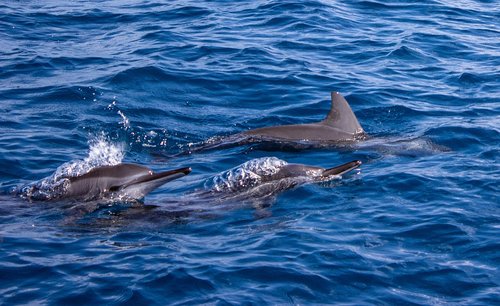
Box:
left=322, top=92, right=364, bottom=135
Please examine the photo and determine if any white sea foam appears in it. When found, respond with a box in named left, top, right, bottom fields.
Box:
left=207, top=157, right=288, bottom=193
left=52, top=135, right=124, bottom=181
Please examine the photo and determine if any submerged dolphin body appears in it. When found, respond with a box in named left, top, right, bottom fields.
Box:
left=242, top=92, right=365, bottom=142
left=64, top=164, right=191, bottom=201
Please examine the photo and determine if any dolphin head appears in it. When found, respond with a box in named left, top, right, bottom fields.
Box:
left=320, top=160, right=363, bottom=178
left=274, top=160, right=362, bottom=182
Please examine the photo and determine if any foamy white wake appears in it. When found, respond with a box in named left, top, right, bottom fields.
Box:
left=52, top=135, right=124, bottom=181
left=206, top=157, right=288, bottom=193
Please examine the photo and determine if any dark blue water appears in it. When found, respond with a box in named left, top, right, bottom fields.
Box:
left=1, top=0, right=499, bottom=304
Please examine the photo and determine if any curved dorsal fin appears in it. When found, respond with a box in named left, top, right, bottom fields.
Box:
left=321, top=92, right=364, bottom=134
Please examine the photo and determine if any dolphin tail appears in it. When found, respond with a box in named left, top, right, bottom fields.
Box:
left=322, top=160, right=361, bottom=177
left=118, top=167, right=192, bottom=198
left=321, top=92, right=364, bottom=135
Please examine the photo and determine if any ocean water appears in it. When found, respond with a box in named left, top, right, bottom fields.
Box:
left=1, top=0, right=499, bottom=304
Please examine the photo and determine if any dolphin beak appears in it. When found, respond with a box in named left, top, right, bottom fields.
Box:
left=112, top=166, right=193, bottom=200
left=322, top=160, right=362, bottom=177
left=144, top=167, right=192, bottom=183
left=121, top=167, right=192, bottom=191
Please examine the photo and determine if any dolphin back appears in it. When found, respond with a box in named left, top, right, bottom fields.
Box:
left=321, top=92, right=364, bottom=135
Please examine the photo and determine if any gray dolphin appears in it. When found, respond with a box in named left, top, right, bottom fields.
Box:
left=24, top=163, right=191, bottom=202
left=64, top=163, right=191, bottom=201
left=204, top=158, right=362, bottom=198
left=242, top=92, right=365, bottom=142
left=174, top=92, right=366, bottom=156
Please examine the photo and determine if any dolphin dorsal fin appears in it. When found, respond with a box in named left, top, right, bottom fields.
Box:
left=321, top=92, right=364, bottom=134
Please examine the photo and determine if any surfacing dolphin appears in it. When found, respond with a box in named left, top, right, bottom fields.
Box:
left=23, top=163, right=191, bottom=202
left=198, top=157, right=362, bottom=202
left=177, top=92, right=366, bottom=155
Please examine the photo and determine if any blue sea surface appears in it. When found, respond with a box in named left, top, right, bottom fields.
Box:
left=0, top=0, right=499, bottom=304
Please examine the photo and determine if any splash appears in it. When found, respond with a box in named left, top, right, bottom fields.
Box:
left=52, top=135, right=124, bottom=180
left=108, top=98, right=130, bottom=130
left=207, top=157, right=288, bottom=193
left=20, top=135, right=125, bottom=201
left=117, top=109, right=131, bottom=130
left=108, top=98, right=169, bottom=149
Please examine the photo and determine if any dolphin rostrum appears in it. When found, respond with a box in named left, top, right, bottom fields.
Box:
left=24, top=163, right=191, bottom=202
left=276, top=159, right=363, bottom=180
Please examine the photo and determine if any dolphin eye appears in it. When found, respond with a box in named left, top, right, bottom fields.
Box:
left=109, top=186, right=120, bottom=192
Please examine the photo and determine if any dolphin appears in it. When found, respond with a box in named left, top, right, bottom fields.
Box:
left=24, top=163, right=191, bottom=202
left=173, top=92, right=366, bottom=157
left=203, top=158, right=362, bottom=199
left=242, top=92, right=365, bottom=143
left=64, top=163, right=191, bottom=201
